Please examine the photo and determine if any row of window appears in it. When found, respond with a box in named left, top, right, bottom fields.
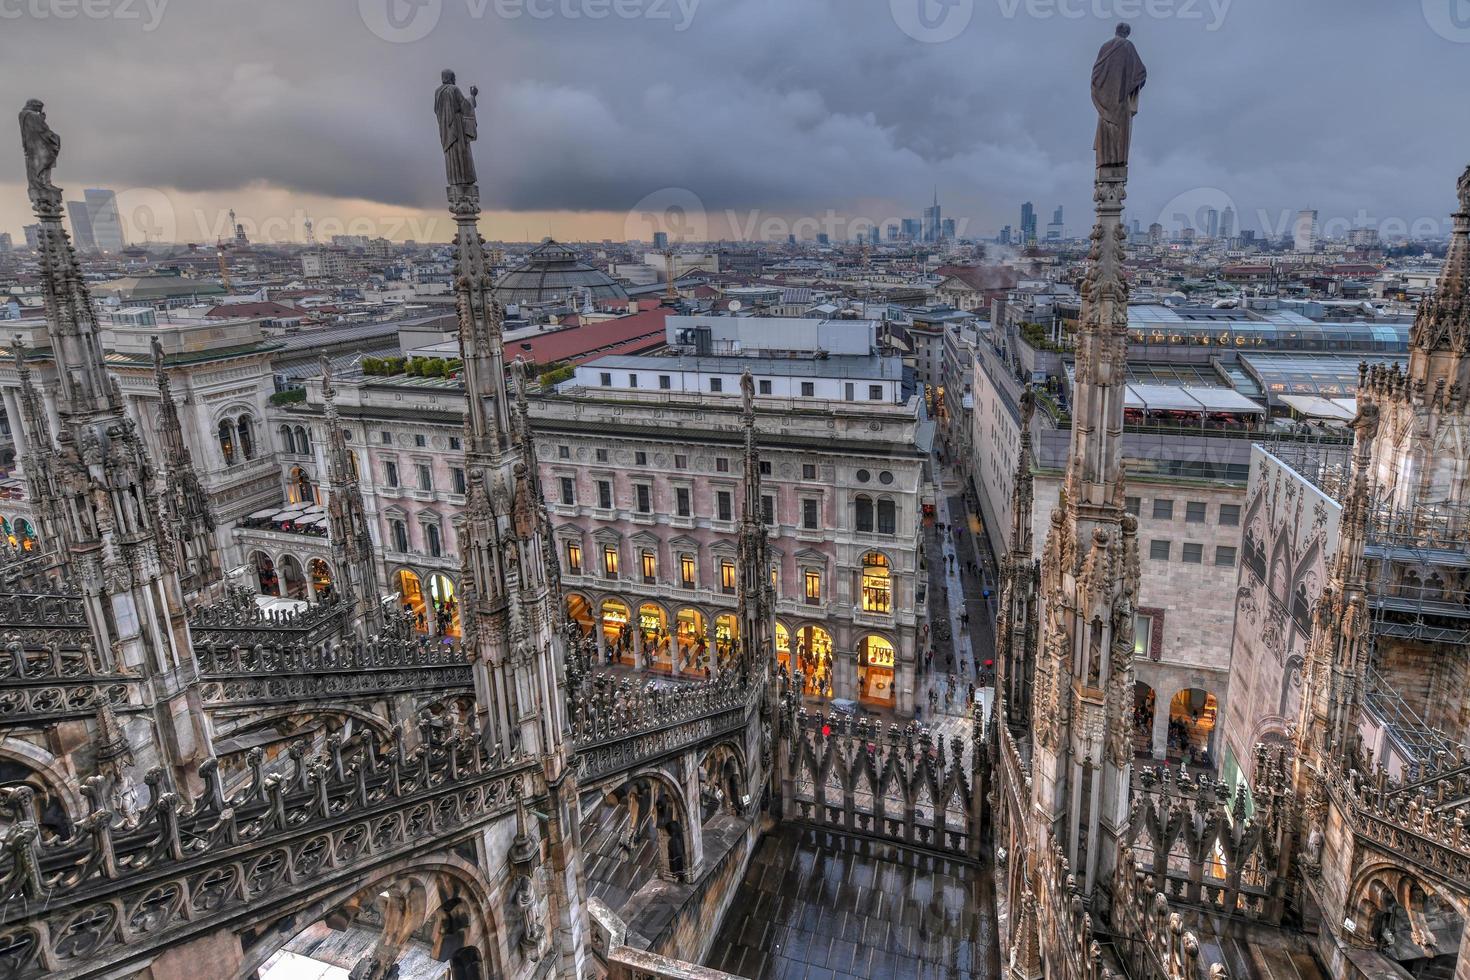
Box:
left=386, top=517, right=446, bottom=558
left=566, top=542, right=833, bottom=605
left=1148, top=540, right=1237, bottom=567
left=556, top=444, right=825, bottom=483
left=558, top=477, right=896, bottom=535
left=1125, top=496, right=1241, bottom=526
left=277, top=424, right=312, bottom=457
left=596, top=372, right=886, bottom=401
left=563, top=543, right=899, bottom=615
left=378, top=430, right=462, bottom=451
left=383, top=461, right=467, bottom=495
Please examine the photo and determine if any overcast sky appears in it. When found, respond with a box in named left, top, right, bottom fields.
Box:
left=2, top=0, right=1467, bottom=245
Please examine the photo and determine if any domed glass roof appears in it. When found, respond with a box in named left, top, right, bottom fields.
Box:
left=493, top=240, right=629, bottom=305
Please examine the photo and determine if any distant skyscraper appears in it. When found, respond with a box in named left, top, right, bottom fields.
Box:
left=941, top=217, right=956, bottom=240
left=85, top=189, right=125, bottom=252
left=1020, top=202, right=1036, bottom=244
left=1181, top=227, right=1196, bottom=242
left=869, top=226, right=881, bottom=245
left=652, top=230, right=668, bottom=250
left=1293, top=209, right=1318, bottom=251
left=23, top=224, right=40, bottom=248
left=67, top=200, right=97, bottom=250
left=817, top=232, right=830, bottom=246
left=1240, top=229, right=1256, bottom=244
left=1045, top=205, right=1064, bottom=241
left=787, top=233, right=797, bottom=246
left=1131, top=219, right=1141, bottom=237
left=999, top=225, right=1012, bottom=245
left=1220, top=207, right=1235, bottom=240
left=923, top=189, right=942, bottom=243
left=901, top=218, right=922, bottom=240
left=1204, top=208, right=1219, bottom=239
left=1147, top=222, right=1163, bottom=245
left=0, top=232, right=10, bottom=252
left=886, top=223, right=899, bottom=241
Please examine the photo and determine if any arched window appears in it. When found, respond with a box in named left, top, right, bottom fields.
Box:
left=236, top=415, right=256, bottom=460
left=854, top=495, right=874, bottom=533
left=295, top=425, right=311, bottom=454
left=861, top=551, right=891, bottom=614
left=13, top=518, right=36, bottom=551
left=389, top=519, right=409, bottom=553
left=217, top=419, right=237, bottom=465
left=279, top=424, right=296, bottom=455
left=877, top=498, right=896, bottom=535
left=289, top=466, right=315, bottom=504
left=425, top=522, right=443, bottom=558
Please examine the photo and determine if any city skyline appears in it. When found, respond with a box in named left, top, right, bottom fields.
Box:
left=1, top=2, right=1468, bottom=244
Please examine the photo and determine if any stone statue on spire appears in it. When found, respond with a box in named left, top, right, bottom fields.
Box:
left=1458, top=162, right=1470, bottom=214
left=434, top=69, right=479, bottom=189
left=19, top=99, right=61, bottom=205
left=1091, top=24, right=1146, bottom=169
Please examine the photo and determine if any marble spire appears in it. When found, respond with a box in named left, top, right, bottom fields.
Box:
left=736, top=369, right=773, bottom=683
left=320, top=354, right=386, bottom=639
left=17, top=99, right=213, bottom=791
left=1027, top=28, right=1144, bottom=901
left=151, top=336, right=221, bottom=595
left=434, top=68, right=586, bottom=973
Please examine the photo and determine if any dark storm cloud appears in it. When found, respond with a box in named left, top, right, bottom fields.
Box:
left=2, top=0, right=1467, bottom=238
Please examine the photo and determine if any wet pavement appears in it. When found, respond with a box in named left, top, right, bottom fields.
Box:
left=705, top=824, right=1000, bottom=979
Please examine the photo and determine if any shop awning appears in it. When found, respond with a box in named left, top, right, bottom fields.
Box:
left=1279, top=394, right=1356, bottom=420
left=1125, top=384, right=1265, bottom=414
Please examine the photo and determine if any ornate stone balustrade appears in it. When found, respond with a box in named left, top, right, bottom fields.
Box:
left=570, top=673, right=751, bottom=747
left=784, top=703, right=981, bottom=857
left=1385, top=745, right=1470, bottom=801
left=196, top=637, right=468, bottom=676
left=195, top=637, right=471, bottom=707
left=0, top=634, right=140, bottom=722
left=1109, top=842, right=1232, bottom=980
left=0, top=547, right=63, bottom=594
left=0, top=592, right=86, bottom=631
left=1326, top=762, right=1470, bottom=886
left=1125, top=750, right=1294, bottom=926
left=573, top=676, right=761, bottom=784
left=189, top=589, right=350, bottom=647
left=1, top=636, right=114, bottom=680
left=0, top=728, right=535, bottom=979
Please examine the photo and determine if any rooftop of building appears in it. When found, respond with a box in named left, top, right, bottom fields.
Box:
left=493, top=239, right=630, bottom=305
left=583, top=352, right=902, bottom=381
